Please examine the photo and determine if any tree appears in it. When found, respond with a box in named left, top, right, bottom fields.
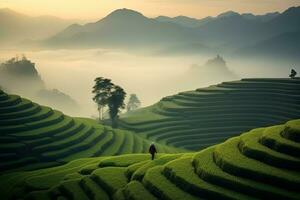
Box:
left=92, top=77, right=113, bottom=121
left=289, top=69, right=297, bottom=78
left=127, top=94, right=141, bottom=112
left=108, top=85, right=126, bottom=127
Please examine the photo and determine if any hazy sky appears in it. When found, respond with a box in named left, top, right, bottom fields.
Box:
left=1, top=0, right=300, bottom=20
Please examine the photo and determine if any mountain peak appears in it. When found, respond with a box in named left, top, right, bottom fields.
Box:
left=217, top=11, right=240, bottom=18
left=0, top=7, right=14, bottom=13
left=206, top=55, right=226, bottom=67
left=0, top=8, right=24, bottom=16
left=282, top=6, right=300, bottom=15
left=105, top=8, right=146, bottom=20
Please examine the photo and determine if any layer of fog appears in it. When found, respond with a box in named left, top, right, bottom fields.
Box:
left=0, top=49, right=298, bottom=118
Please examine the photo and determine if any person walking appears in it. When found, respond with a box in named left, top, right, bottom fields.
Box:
left=149, top=142, right=157, bottom=160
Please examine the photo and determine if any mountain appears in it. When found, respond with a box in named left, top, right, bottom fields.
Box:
left=43, top=8, right=197, bottom=49
left=155, top=11, right=279, bottom=28
left=0, top=8, right=75, bottom=47
left=0, top=56, right=45, bottom=93
left=154, top=8, right=299, bottom=54
left=217, top=11, right=240, bottom=18
left=241, top=12, right=279, bottom=22
left=193, top=6, right=300, bottom=52
left=24, top=6, right=300, bottom=60
left=238, top=31, right=300, bottom=61
left=184, top=55, right=238, bottom=87
left=155, top=15, right=213, bottom=28
left=0, top=56, right=79, bottom=115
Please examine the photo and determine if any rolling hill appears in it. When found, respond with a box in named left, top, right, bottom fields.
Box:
left=0, top=89, right=180, bottom=174
left=1, top=119, right=299, bottom=200
left=119, top=78, right=300, bottom=151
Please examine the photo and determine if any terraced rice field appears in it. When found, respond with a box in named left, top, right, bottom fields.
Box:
left=120, top=78, right=300, bottom=150
left=0, top=90, right=179, bottom=173
left=1, top=119, right=299, bottom=200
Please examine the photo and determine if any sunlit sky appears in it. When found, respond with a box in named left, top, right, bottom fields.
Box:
left=1, top=0, right=300, bottom=20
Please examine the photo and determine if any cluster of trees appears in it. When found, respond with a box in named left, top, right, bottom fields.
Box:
left=92, top=77, right=141, bottom=127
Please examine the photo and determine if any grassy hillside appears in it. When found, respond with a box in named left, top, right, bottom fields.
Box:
left=1, top=119, right=299, bottom=200
left=120, top=78, right=300, bottom=150
left=0, top=90, right=180, bottom=173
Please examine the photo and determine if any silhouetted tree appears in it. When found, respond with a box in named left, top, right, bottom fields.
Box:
left=289, top=69, right=297, bottom=78
left=108, top=85, right=126, bottom=127
left=92, top=77, right=113, bottom=121
left=127, top=94, right=141, bottom=112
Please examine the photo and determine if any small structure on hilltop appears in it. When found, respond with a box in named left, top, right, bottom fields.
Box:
left=289, top=69, right=297, bottom=78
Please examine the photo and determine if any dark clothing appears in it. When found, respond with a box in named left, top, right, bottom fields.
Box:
left=149, top=144, right=157, bottom=160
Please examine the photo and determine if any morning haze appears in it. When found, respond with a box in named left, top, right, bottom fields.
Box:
left=0, top=1, right=300, bottom=199
left=0, top=1, right=299, bottom=118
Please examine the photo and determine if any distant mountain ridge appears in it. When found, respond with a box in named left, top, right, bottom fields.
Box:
left=1, top=6, right=300, bottom=61
left=155, top=10, right=279, bottom=28
left=43, top=8, right=195, bottom=49
left=40, top=6, right=300, bottom=60
left=0, top=8, right=76, bottom=47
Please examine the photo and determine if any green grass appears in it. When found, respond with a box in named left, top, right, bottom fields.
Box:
left=80, top=177, right=109, bottom=200
left=164, top=154, right=253, bottom=200
left=193, top=147, right=299, bottom=199
left=0, top=90, right=180, bottom=173
left=123, top=181, right=156, bottom=200
left=119, top=78, right=300, bottom=150
left=214, top=137, right=300, bottom=190
left=261, top=125, right=300, bottom=157
left=143, top=165, right=199, bottom=200
left=59, top=179, right=89, bottom=200
left=91, top=167, right=128, bottom=196
left=239, top=128, right=300, bottom=169
left=1, top=119, right=299, bottom=200
left=131, top=154, right=182, bottom=181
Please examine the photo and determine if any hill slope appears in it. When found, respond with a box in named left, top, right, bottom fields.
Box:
left=0, top=90, right=180, bottom=173
left=119, top=78, right=300, bottom=150
left=0, top=8, right=73, bottom=46
left=1, top=119, right=299, bottom=200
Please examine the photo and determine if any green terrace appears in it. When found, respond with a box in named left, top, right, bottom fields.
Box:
left=0, top=90, right=180, bottom=173
left=0, top=119, right=299, bottom=200
left=120, top=78, right=300, bottom=150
